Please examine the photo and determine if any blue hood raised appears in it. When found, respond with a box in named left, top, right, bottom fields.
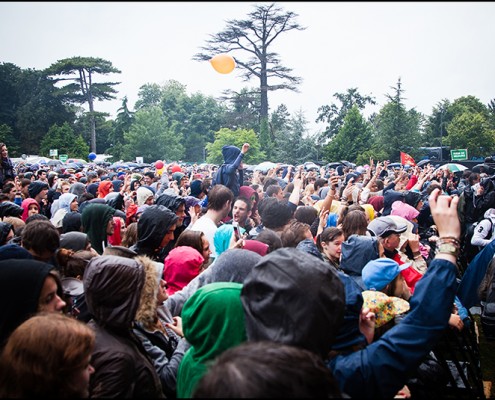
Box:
left=222, top=145, right=241, bottom=164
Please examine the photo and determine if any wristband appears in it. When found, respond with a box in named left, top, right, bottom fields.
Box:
left=435, top=242, right=459, bottom=258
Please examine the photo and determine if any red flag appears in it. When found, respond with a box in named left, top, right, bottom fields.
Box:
left=400, top=151, right=416, bottom=166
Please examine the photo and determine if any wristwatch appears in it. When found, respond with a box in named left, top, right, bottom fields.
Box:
left=436, top=242, right=459, bottom=256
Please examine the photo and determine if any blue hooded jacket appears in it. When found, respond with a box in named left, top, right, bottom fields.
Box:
left=213, top=145, right=244, bottom=197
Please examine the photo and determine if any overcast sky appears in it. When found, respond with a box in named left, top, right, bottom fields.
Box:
left=1, top=1, right=494, bottom=135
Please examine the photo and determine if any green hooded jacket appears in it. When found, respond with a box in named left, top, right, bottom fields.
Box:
left=176, top=282, right=246, bottom=398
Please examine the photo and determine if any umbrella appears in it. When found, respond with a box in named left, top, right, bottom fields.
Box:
left=109, top=163, right=130, bottom=170
left=387, top=162, right=403, bottom=169
left=472, top=163, right=495, bottom=174
left=66, top=158, right=88, bottom=164
left=47, top=159, right=63, bottom=166
left=326, top=162, right=343, bottom=169
left=63, top=163, right=81, bottom=170
left=254, top=161, right=277, bottom=173
left=435, top=163, right=468, bottom=173
left=416, top=159, right=431, bottom=168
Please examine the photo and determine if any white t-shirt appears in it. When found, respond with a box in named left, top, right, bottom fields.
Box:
left=189, top=215, right=218, bottom=259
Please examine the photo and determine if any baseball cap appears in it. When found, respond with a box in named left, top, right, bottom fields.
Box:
left=367, top=216, right=407, bottom=238
left=361, top=258, right=411, bottom=291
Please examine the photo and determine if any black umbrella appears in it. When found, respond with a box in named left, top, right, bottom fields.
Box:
left=47, top=159, right=63, bottom=167
left=340, top=160, right=352, bottom=167
left=416, top=159, right=431, bottom=168
left=326, top=162, right=342, bottom=169
left=387, top=162, right=402, bottom=169
left=472, top=163, right=495, bottom=174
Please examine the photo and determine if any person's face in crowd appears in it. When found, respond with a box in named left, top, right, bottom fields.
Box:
left=158, top=223, right=177, bottom=250
left=84, top=243, right=100, bottom=258
left=70, top=198, right=79, bottom=212
left=378, top=241, right=386, bottom=258
left=119, top=217, right=126, bottom=237
left=143, top=175, right=153, bottom=186
left=62, top=184, right=70, bottom=193
left=38, top=171, right=47, bottom=181
left=175, top=204, right=186, bottom=226
left=51, top=176, right=58, bottom=188
left=180, top=176, right=189, bottom=188
left=201, top=234, right=212, bottom=266
left=391, top=273, right=411, bottom=301
left=68, top=175, right=77, bottom=184
left=274, top=187, right=284, bottom=201
left=145, top=195, right=154, bottom=206
left=38, top=187, right=49, bottom=200
left=106, top=218, right=115, bottom=236
left=28, top=204, right=39, bottom=217
left=71, top=354, right=95, bottom=398
left=382, top=232, right=401, bottom=251
left=7, top=186, right=17, bottom=201
left=38, top=275, right=66, bottom=312
left=133, top=181, right=141, bottom=190
left=0, top=145, right=8, bottom=159
left=255, top=186, right=264, bottom=200
left=321, top=233, right=344, bottom=263
left=157, top=279, right=168, bottom=304
left=232, top=199, right=251, bottom=225
left=5, top=228, right=14, bottom=243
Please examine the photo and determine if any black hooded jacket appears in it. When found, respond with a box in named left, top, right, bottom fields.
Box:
left=130, top=205, right=179, bottom=263
left=0, top=259, right=63, bottom=348
left=241, top=247, right=346, bottom=360
left=155, top=193, right=187, bottom=257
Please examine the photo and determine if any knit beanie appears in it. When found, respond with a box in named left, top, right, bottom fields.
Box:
left=190, top=180, right=202, bottom=197
left=27, top=181, right=49, bottom=199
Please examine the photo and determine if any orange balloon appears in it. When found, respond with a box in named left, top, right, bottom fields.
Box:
left=210, top=53, right=236, bottom=74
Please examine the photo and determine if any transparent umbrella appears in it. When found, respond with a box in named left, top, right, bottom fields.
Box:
left=435, top=163, right=468, bottom=173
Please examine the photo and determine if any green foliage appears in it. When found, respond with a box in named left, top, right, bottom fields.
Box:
left=372, top=78, right=423, bottom=162
left=444, top=112, right=495, bottom=158
left=422, top=99, right=451, bottom=148
left=0, top=124, right=19, bottom=155
left=316, top=88, right=376, bottom=141
left=106, top=97, right=135, bottom=160
left=0, top=62, right=76, bottom=156
left=324, top=105, right=373, bottom=163
left=206, top=128, right=263, bottom=164
left=272, top=108, right=319, bottom=164
left=44, top=56, right=121, bottom=152
left=40, top=122, right=89, bottom=158
left=135, top=80, right=225, bottom=162
left=73, top=112, right=112, bottom=154
left=135, top=83, right=164, bottom=111
left=121, top=107, right=184, bottom=163
left=222, top=87, right=261, bottom=132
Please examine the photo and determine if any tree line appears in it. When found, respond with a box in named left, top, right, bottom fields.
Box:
left=1, top=2, right=494, bottom=165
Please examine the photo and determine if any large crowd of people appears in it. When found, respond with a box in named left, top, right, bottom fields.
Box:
left=0, top=140, right=493, bottom=398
